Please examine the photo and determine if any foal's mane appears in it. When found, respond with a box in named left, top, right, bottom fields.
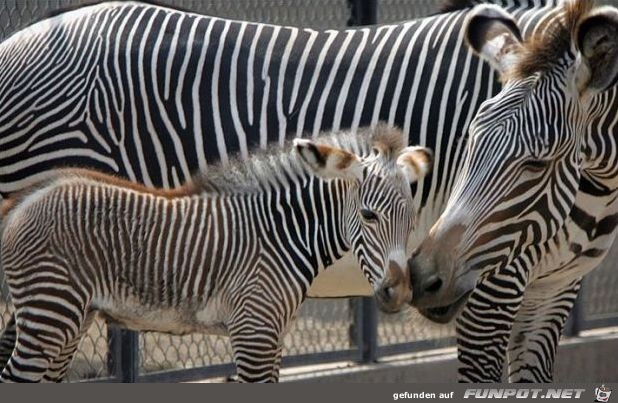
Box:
left=0, top=124, right=406, bottom=217
left=192, top=123, right=405, bottom=194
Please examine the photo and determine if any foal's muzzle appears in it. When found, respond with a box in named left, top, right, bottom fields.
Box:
left=375, top=260, right=412, bottom=314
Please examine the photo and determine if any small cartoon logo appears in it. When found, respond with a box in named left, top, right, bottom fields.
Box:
left=595, top=385, right=612, bottom=402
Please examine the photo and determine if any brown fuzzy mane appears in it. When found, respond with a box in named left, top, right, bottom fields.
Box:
left=509, top=1, right=595, bottom=80
left=0, top=169, right=200, bottom=218
left=192, top=124, right=407, bottom=194
left=369, top=123, right=406, bottom=159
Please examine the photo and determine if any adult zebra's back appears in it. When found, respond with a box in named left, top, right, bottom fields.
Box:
left=0, top=0, right=515, bottom=191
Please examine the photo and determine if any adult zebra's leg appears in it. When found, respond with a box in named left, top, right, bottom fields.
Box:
left=43, top=312, right=95, bottom=383
left=227, top=290, right=293, bottom=383
left=0, top=313, right=16, bottom=370
left=456, top=262, right=528, bottom=382
left=507, top=278, right=582, bottom=383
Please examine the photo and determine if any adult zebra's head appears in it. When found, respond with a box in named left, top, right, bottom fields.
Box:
left=408, top=1, right=618, bottom=322
left=295, top=125, right=432, bottom=313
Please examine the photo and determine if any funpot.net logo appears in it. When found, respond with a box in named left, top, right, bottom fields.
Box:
left=463, top=388, right=586, bottom=399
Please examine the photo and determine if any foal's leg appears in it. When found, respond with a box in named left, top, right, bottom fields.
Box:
left=1, top=314, right=58, bottom=382
left=0, top=313, right=17, bottom=370
left=507, top=278, right=581, bottom=383
left=43, top=312, right=95, bottom=382
left=0, top=282, right=90, bottom=382
left=228, top=290, right=297, bottom=383
left=225, top=345, right=283, bottom=383
left=229, top=316, right=284, bottom=383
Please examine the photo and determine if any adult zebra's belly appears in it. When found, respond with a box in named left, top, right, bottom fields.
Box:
left=308, top=253, right=373, bottom=298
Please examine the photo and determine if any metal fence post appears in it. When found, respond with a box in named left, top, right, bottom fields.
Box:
left=361, top=297, right=379, bottom=362
left=343, top=0, right=379, bottom=353
left=107, top=327, right=139, bottom=382
left=350, top=297, right=379, bottom=363
left=347, top=0, right=378, bottom=26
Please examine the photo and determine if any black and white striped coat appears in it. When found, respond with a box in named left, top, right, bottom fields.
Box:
left=1, top=0, right=611, bottom=382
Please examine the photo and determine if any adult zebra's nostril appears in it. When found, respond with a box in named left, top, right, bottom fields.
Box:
left=424, top=275, right=443, bottom=294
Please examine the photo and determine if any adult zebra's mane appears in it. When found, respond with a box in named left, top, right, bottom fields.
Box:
left=509, top=0, right=595, bottom=80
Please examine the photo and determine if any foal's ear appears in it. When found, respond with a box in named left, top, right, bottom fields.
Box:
left=294, top=139, right=363, bottom=180
left=396, top=146, right=433, bottom=184
left=464, top=4, right=523, bottom=78
left=574, top=7, right=618, bottom=98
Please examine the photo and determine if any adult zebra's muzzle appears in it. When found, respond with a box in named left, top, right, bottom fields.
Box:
left=407, top=223, right=473, bottom=323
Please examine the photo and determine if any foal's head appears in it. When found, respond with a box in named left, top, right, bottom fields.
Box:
left=296, top=125, right=432, bottom=313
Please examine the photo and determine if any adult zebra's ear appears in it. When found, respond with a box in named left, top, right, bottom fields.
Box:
left=464, top=4, right=523, bottom=78
left=294, top=139, right=363, bottom=181
left=574, top=7, right=618, bottom=98
left=396, top=146, right=433, bottom=184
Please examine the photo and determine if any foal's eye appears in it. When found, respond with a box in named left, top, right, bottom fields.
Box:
left=522, top=159, right=549, bottom=172
left=360, top=209, right=378, bottom=222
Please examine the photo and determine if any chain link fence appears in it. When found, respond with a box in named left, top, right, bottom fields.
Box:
left=0, top=0, right=617, bottom=383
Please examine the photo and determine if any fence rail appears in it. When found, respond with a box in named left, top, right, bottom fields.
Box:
left=0, top=0, right=618, bottom=383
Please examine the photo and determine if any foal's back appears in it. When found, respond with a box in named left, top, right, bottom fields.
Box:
left=0, top=172, right=259, bottom=334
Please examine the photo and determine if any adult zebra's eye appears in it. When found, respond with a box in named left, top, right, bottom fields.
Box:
left=522, top=159, right=549, bottom=172
left=360, top=209, right=378, bottom=222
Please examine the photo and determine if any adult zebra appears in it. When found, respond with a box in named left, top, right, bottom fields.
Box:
left=0, top=0, right=579, bottom=381
left=409, top=1, right=618, bottom=382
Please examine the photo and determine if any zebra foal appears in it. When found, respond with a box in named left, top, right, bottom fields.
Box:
left=0, top=125, right=431, bottom=382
